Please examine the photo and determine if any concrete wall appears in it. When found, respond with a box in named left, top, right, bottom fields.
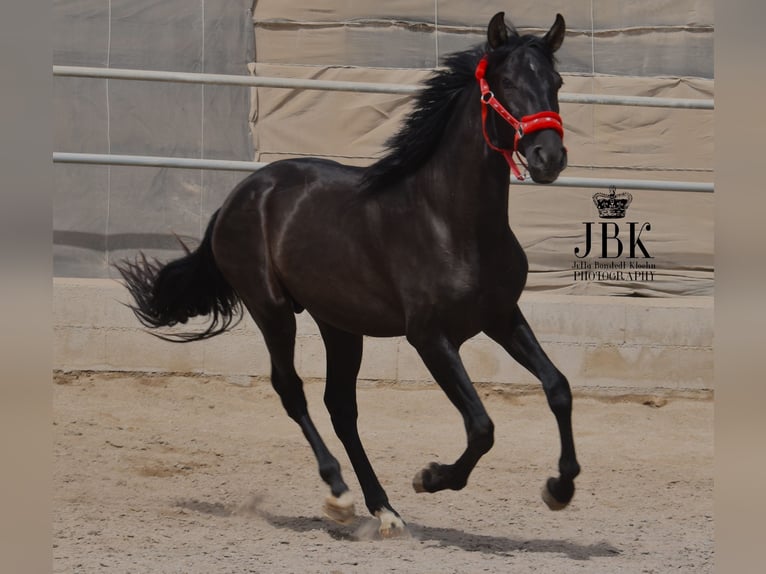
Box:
left=54, top=278, right=712, bottom=394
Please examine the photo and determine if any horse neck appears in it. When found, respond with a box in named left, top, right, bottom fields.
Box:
left=412, top=87, right=511, bottom=224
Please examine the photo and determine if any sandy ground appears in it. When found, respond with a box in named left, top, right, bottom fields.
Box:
left=53, top=371, right=713, bottom=573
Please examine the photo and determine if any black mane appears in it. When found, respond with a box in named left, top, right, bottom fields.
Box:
left=360, top=37, right=552, bottom=192
left=360, top=47, right=483, bottom=192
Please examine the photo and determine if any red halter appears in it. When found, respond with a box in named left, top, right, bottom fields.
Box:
left=475, top=55, right=564, bottom=181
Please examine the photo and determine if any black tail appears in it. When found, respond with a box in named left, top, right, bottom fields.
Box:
left=115, top=210, right=242, bottom=342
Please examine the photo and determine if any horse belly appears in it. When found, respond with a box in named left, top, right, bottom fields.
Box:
left=276, top=238, right=407, bottom=337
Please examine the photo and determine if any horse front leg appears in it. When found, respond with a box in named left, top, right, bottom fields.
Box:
left=485, top=305, right=581, bottom=510
left=407, top=331, right=495, bottom=493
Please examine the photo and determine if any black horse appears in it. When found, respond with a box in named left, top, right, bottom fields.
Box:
left=118, top=12, right=580, bottom=537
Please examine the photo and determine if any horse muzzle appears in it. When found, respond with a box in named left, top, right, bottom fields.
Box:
left=523, top=131, right=568, bottom=184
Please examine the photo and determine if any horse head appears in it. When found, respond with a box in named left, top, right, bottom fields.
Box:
left=481, top=12, right=568, bottom=183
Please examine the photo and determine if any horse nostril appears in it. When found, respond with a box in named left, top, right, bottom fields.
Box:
left=531, top=145, right=566, bottom=168
left=531, top=145, right=547, bottom=165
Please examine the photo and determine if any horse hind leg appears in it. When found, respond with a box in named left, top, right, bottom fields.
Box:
left=317, top=320, right=407, bottom=538
left=213, top=204, right=355, bottom=524
left=240, top=295, right=354, bottom=518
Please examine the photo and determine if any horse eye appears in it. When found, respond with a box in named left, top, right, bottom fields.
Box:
left=502, top=78, right=514, bottom=90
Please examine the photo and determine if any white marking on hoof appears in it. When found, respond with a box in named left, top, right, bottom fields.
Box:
left=412, top=469, right=427, bottom=493
left=375, top=508, right=407, bottom=538
left=323, top=491, right=356, bottom=524
left=541, top=483, right=568, bottom=511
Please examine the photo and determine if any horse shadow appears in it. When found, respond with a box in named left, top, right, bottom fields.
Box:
left=404, top=522, right=619, bottom=561
left=174, top=497, right=620, bottom=561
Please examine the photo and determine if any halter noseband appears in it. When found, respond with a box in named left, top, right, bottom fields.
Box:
left=475, top=55, right=564, bottom=181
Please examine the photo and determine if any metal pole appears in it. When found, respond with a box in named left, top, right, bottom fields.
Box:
left=558, top=92, right=713, bottom=110
left=52, top=65, right=420, bottom=95
left=53, top=152, right=714, bottom=192
left=509, top=175, right=713, bottom=193
left=52, top=152, right=268, bottom=172
left=52, top=65, right=715, bottom=110
left=53, top=152, right=268, bottom=171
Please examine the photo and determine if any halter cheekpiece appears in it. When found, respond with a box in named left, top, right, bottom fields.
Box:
left=474, top=55, right=564, bottom=181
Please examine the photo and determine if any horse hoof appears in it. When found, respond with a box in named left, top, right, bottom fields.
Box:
left=375, top=508, right=408, bottom=539
left=412, top=469, right=426, bottom=493
left=412, top=462, right=440, bottom=493
left=541, top=479, right=570, bottom=511
left=323, top=491, right=356, bottom=524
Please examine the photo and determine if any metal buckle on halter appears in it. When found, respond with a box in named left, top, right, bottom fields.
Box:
left=481, top=91, right=494, bottom=104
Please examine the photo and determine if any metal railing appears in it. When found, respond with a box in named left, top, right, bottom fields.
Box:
left=52, top=65, right=715, bottom=192
left=52, top=65, right=715, bottom=109
left=52, top=152, right=714, bottom=193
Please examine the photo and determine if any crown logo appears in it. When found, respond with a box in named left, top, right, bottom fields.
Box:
left=592, top=186, right=632, bottom=219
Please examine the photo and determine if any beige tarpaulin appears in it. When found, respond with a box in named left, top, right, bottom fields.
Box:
left=249, top=2, right=713, bottom=297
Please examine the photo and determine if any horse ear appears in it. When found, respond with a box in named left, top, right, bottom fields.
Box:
left=487, top=12, right=517, bottom=50
left=543, top=13, right=566, bottom=53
